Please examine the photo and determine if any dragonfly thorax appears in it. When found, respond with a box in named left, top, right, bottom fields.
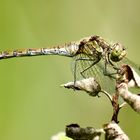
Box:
left=77, top=39, right=103, bottom=57
left=110, top=43, right=126, bottom=62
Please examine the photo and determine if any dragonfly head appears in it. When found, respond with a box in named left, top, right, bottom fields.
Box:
left=110, top=43, right=126, bottom=62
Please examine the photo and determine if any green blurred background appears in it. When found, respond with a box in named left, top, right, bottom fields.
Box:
left=0, top=0, right=140, bottom=139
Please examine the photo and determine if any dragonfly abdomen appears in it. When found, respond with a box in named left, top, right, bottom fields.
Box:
left=0, top=44, right=80, bottom=60
left=0, top=48, right=43, bottom=59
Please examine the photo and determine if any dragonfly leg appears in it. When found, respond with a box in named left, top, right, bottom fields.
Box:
left=74, top=58, right=99, bottom=83
left=80, top=59, right=99, bottom=78
left=103, top=53, right=119, bottom=79
left=107, top=53, right=120, bottom=70
left=103, top=62, right=118, bottom=79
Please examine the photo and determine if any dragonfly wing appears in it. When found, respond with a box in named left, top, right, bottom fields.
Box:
left=72, top=53, right=116, bottom=94
left=72, top=53, right=99, bottom=80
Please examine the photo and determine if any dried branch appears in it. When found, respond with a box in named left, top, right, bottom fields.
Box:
left=66, top=124, right=104, bottom=140
left=61, top=77, right=101, bottom=97
left=111, top=93, right=120, bottom=123
left=61, top=64, right=140, bottom=139
left=103, top=121, right=129, bottom=140
left=118, top=64, right=140, bottom=88
left=117, top=82, right=140, bottom=113
left=61, top=77, right=113, bottom=103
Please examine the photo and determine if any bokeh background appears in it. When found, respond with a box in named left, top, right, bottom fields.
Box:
left=0, top=0, right=140, bottom=139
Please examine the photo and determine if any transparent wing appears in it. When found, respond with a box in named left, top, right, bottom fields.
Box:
left=72, top=53, right=116, bottom=94
left=72, top=53, right=99, bottom=80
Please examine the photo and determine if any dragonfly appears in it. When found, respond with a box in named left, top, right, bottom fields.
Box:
left=0, top=35, right=139, bottom=93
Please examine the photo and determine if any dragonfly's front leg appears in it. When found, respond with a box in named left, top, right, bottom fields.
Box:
left=103, top=63, right=116, bottom=78
left=108, top=57, right=119, bottom=71
left=74, top=57, right=99, bottom=83
left=103, top=54, right=119, bottom=79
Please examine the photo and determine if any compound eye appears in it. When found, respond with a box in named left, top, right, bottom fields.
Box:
left=110, top=43, right=126, bottom=62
